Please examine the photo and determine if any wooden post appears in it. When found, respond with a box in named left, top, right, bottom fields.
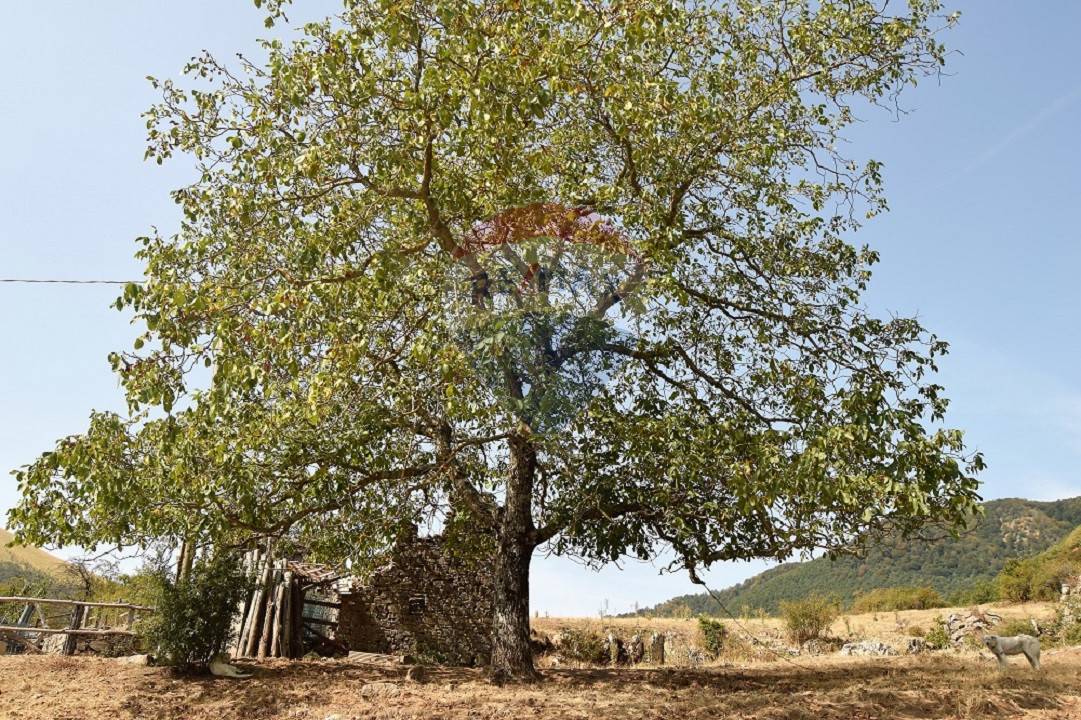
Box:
left=229, top=549, right=255, bottom=658
left=62, top=605, right=84, bottom=655
left=239, top=548, right=264, bottom=657
left=258, top=564, right=282, bottom=658
left=232, top=549, right=256, bottom=657
left=289, top=582, right=303, bottom=658
left=279, top=571, right=293, bottom=659
left=176, top=540, right=189, bottom=582
left=269, top=573, right=286, bottom=657
left=648, top=632, right=665, bottom=665
left=244, top=542, right=274, bottom=657
left=15, top=604, right=33, bottom=627
left=14, top=604, right=33, bottom=645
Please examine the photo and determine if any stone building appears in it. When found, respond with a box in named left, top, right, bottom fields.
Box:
left=231, top=533, right=493, bottom=664
left=333, top=535, right=493, bottom=665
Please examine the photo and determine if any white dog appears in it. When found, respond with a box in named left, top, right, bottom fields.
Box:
left=209, top=653, right=253, bottom=678
left=982, top=634, right=1040, bottom=670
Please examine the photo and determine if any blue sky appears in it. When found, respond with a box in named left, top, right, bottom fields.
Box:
left=1, top=2, right=1079, bottom=617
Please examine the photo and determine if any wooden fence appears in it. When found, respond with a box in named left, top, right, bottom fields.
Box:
left=0, top=596, right=155, bottom=655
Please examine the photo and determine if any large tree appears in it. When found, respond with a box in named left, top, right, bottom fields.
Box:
left=10, top=0, right=981, bottom=678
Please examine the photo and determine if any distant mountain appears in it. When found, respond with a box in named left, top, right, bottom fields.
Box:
left=0, top=528, right=68, bottom=575
left=639, top=497, right=1081, bottom=616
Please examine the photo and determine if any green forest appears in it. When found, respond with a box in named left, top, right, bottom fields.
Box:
left=639, top=497, right=1081, bottom=616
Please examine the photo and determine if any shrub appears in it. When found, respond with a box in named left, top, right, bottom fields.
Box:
left=1061, top=620, right=1081, bottom=646
left=779, top=595, right=839, bottom=647
left=697, top=618, right=727, bottom=657
left=554, top=627, right=608, bottom=664
left=994, top=557, right=1072, bottom=602
left=144, top=553, right=249, bottom=671
left=851, top=586, right=945, bottom=613
left=1040, top=600, right=1081, bottom=647
left=906, top=625, right=925, bottom=637
left=670, top=602, right=693, bottom=619
left=924, top=616, right=950, bottom=649
left=997, top=558, right=1036, bottom=602
left=994, top=618, right=1035, bottom=637
left=946, top=580, right=999, bottom=606
left=1031, top=559, right=1077, bottom=601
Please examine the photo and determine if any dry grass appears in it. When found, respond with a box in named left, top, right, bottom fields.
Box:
left=0, top=605, right=1069, bottom=720
left=535, top=601, right=1059, bottom=657
left=2, top=650, right=1080, bottom=719
left=0, top=528, right=68, bottom=575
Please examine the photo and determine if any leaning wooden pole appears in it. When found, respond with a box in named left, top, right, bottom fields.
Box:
left=176, top=540, right=194, bottom=583
left=279, top=570, right=294, bottom=658
left=269, top=568, right=287, bottom=658
left=243, top=542, right=274, bottom=657
left=258, top=563, right=282, bottom=659
left=289, top=581, right=304, bottom=658
left=229, top=549, right=255, bottom=657
left=234, top=548, right=259, bottom=657
left=61, top=605, right=84, bottom=655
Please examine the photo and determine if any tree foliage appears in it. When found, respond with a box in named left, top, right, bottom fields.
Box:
left=10, top=0, right=979, bottom=674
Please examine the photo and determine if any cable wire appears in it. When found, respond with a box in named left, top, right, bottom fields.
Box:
left=686, top=565, right=821, bottom=672
left=0, top=278, right=143, bottom=285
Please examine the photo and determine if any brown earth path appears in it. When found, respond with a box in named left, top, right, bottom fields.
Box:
left=1, top=651, right=1080, bottom=720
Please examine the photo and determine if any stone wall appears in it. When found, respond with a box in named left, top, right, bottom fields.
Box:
left=336, top=536, right=493, bottom=666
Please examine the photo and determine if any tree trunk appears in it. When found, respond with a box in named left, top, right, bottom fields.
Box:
left=177, top=538, right=195, bottom=582
left=490, top=433, right=539, bottom=681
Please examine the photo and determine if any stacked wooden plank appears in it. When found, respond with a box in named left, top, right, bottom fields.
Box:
left=230, top=547, right=309, bottom=659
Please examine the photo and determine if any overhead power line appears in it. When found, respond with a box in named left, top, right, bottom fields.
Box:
left=0, top=278, right=143, bottom=285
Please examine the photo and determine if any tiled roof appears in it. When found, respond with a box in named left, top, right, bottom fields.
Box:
left=286, top=560, right=341, bottom=585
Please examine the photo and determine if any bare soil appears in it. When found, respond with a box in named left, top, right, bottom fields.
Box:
left=1, top=650, right=1080, bottom=720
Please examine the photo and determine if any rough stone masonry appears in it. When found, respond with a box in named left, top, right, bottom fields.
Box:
left=335, top=535, right=494, bottom=666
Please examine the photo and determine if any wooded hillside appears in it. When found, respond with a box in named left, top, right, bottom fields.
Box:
left=640, top=497, right=1081, bottom=615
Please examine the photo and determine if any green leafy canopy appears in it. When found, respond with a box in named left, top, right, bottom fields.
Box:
left=11, top=0, right=981, bottom=575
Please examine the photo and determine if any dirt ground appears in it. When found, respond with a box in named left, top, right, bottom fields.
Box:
left=1, top=650, right=1080, bottom=720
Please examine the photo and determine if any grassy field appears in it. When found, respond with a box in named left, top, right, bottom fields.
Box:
left=533, top=601, right=1060, bottom=666
left=1, top=649, right=1078, bottom=719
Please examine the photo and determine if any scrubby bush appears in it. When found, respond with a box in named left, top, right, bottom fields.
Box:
left=554, top=627, right=609, bottom=664
left=924, top=616, right=950, bottom=649
left=697, top=618, right=727, bottom=657
left=779, top=595, right=839, bottom=647
left=670, top=602, right=693, bottom=619
left=998, top=555, right=1077, bottom=603
left=947, top=580, right=999, bottom=606
left=144, top=553, right=249, bottom=671
left=851, top=586, right=945, bottom=613
left=1058, top=624, right=1081, bottom=646
left=994, top=617, right=1038, bottom=638
left=1036, top=600, right=1081, bottom=647
left=1032, top=559, right=1077, bottom=600
left=906, top=625, right=925, bottom=637
left=997, top=558, right=1038, bottom=602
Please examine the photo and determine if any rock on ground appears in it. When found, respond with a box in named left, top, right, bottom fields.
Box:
left=840, top=641, right=896, bottom=657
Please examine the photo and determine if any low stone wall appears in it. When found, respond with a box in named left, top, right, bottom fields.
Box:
left=944, top=610, right=1001, bottom=645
